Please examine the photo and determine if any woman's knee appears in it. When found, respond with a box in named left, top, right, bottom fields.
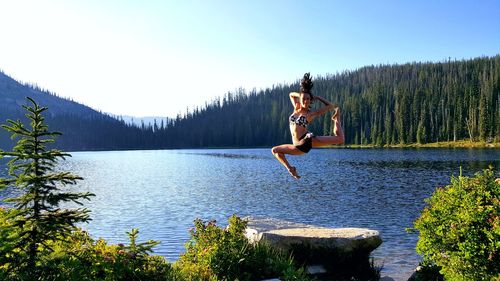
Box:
left=271, top=146, right=279, bottom=154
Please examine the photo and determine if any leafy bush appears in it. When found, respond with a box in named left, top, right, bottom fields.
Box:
left=413, top=168, right=500, bottom=280
left=0, top=207, right=18, bottom=280
left=25, top=228, right=181, bottom=281
left=2, top=209, right=309, bottom=281
left=410, top=261, right=444, bottom=281
left=175, top=215, right=310, bottom=281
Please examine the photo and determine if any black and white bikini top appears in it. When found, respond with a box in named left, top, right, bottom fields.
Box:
left=289, top=114, right=309, bottom=127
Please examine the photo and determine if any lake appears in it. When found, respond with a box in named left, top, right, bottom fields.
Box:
left=1, top=148, right=498, bottom=280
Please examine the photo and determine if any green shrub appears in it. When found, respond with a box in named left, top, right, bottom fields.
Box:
left=35, top=228, right=182, bottom=281
left=175, top=215, right=310, bottom=281
left=0, top=207, right=17, bottom=280
left=413, top=168, right=500, bottom=280
left=411, top=261, right=444, bottom=281
left=1, top=207, right=181, bottom=281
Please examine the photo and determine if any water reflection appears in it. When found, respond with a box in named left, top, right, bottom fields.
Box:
left=0, top=148, right=498, bottom=280
left=181, top=151, right=269, bottom=160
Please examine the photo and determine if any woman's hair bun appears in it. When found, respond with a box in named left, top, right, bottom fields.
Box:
left=300, top=72, right=313, bottom=94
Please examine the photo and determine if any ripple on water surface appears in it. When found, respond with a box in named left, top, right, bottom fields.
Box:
left=1, top=148, right=498, bottom=280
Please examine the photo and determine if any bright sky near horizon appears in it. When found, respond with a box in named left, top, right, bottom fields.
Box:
left=0, top=1, right=499, bottom=117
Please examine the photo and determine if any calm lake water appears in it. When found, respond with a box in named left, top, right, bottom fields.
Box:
left=1, top=148, right=499, bottom=280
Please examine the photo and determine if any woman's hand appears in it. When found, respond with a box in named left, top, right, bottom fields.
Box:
left=307, top=96, right=335, bottom=119
left=314, top=96, right=331, bottom=106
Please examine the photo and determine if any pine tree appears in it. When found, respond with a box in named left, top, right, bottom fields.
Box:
left=0, top=97, right=94, bottom=277
left=417, top=106, right=428, bottom=144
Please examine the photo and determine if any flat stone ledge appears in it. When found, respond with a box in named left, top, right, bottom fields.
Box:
left=245, top=216, right=382, bottom=255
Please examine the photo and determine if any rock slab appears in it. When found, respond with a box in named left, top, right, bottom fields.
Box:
left=245, top=217, right=382, bottom=256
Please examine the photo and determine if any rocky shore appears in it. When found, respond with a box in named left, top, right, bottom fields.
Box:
left=245, top=217, right=385, bottom=280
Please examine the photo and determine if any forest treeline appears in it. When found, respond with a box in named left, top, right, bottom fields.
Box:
left=158, top=55, right=500, bottom=148
left=1, top=55, right=499, bottom=151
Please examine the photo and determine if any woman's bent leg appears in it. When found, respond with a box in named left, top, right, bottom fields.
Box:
left=313, top=108, right=345, bottom=147
left=271, top=144, right=304, bottom=179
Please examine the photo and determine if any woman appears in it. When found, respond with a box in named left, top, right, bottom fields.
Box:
left=271, top=73, right=344, bottom=179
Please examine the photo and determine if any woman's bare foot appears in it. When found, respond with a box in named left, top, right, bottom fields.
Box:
left=331, top=107, right=340, bottom=121
left=287, top=166, right=301, bottom=179
left=331, top=107, right=341, bottom=135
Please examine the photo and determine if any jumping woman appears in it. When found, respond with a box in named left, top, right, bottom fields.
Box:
left=271, top=73, right=345, bottom=179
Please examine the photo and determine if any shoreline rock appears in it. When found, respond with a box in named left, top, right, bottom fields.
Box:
left=245, top=217, right=382, bottom=255
left=245, top=217, right=383, bottom=279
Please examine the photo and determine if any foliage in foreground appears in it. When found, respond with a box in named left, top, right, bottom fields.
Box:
left=0, top=210, right=181, bottom=280
left=36, top=229, right=182, bottom=281
left=413, top=168, right=500, bottom=280
left=0, top=98, right=312, bottom=281
left=1, top=207, right=310, bottom=281
left=0, top=98, right=176, bottom=280
left=0, top=97, right=94, bottom=278
left=176, top=215, right=310, bottom=281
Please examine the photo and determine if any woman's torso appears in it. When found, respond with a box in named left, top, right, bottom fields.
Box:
left=289, top=110, right=310, bottom=143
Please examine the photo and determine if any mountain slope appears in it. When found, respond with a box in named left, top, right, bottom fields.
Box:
left=0, top=71, right=147, bottom=151
left=0, top=72, right=101, bottom=118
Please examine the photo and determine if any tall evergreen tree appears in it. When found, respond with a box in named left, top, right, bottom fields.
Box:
left=0, top=97, right=94, bottom=278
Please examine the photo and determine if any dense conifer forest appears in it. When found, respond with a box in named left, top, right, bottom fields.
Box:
left=155, top=55, right=500, bottom=148
left=1, top=55, right=499, bottom=151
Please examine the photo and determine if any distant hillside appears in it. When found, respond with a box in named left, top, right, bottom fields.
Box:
left=0, top=72, right=103, bottom=118
left=1, top=55, right=499, bottom=151
left=0, top=71, right=149, bottom=151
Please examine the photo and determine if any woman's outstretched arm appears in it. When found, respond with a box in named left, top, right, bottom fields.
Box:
left=309, top=96, right=335, bottom=119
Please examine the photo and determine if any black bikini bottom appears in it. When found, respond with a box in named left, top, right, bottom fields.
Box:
left=294, top=132, right=314, bottom=153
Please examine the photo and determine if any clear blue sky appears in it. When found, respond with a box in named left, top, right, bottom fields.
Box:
left=0, top=0, right=498, bottom=117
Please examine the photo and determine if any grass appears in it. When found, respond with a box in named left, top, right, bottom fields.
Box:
left=340, top=140, right=499, bottom=149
